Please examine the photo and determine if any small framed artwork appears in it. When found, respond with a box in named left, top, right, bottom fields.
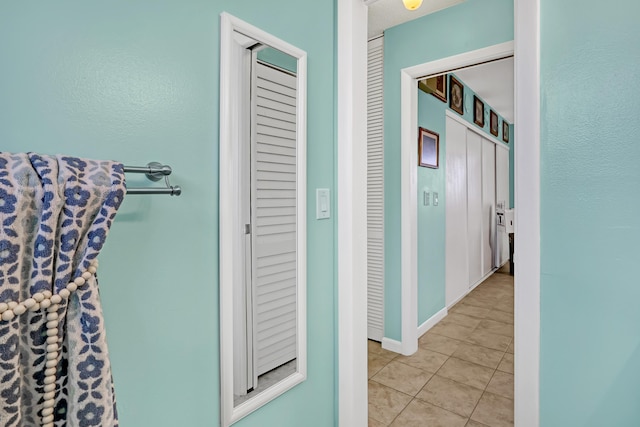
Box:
left=473, top=96, right=484, bottom=127
left=417, top=75, right=447, bottom=102
left=502, top=121, right=510, bottom=143
left=418, top=127, right=439, bottom=169
left=449, top=76, right=464, bottom=115
left=490, top=110, right=499, bottom=136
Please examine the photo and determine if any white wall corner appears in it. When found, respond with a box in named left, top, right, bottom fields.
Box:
left=337, top=0, right=369, bottom=426
left=400, top=70, right=419, bottom=357
left=514, top=0, right=541, bottom=425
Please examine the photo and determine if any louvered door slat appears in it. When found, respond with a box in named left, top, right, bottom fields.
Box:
left=367, top=37, right=385, bottom=341
left=252, top=61, right=298, bottom=377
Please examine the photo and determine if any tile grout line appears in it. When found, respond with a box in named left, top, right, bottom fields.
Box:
left=368, top=378, right=414, bottom=426
left=465, top=306, right=513, bottom=425
left=368, top=270, right=513, bottom=426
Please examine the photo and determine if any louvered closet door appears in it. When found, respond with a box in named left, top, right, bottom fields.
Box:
left=252, top=61, right=297, bottom=376
left=367, top=37, right=384, bottom=342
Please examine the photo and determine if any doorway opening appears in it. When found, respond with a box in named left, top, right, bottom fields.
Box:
left=337, top=1, right=540, bottom=425
left=367, top=49, right=517, bottom=425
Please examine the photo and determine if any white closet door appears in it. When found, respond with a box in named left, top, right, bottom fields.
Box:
left=445, top=117, right=469, bottom=306
left=466, top=130, right=483, bottom=287
left=496, top=146, right=510, bottom=266
left=367, top=37, right=384, bottom=341
left=252, top=61, right=298, bottom=376
left=481, top=138, right=496, bottom=275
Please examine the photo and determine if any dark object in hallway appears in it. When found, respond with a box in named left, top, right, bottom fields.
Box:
left=509, top=233, right=515, bottom=276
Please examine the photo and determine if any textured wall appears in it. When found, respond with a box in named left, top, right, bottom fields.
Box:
left=540, top=0, right=640, bottom=425
left=0, top=1, right=336, bottom=426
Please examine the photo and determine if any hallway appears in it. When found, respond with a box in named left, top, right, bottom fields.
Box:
left=368, top=266, right=514, bottom=426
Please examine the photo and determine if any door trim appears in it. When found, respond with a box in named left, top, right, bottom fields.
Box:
left=337, top=0, right=369, bottom=426
left=514, top=0, right=541, bottom=424
left=219, top=12, right=308, bottom=426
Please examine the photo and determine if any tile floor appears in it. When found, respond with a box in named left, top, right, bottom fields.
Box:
left=368, top=266, right=514, bottom=427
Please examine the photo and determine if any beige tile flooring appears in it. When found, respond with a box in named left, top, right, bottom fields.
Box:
left=368, top=266, right=514, bottom=427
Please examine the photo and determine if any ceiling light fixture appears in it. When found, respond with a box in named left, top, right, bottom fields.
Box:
left=402, top=0, right=423, bottom=10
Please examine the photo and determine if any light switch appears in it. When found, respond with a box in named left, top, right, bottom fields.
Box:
left=433, top=192, right=439, bottom=206
left=316, top=188, right=330, bottom=219
left=423, top=191, right=430, bottom=206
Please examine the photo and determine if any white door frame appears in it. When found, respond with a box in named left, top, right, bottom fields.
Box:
left=400, top=41, right=515, bottom=356
left=336, top=1, right=369, bottom=426
left=219, top=12, right=308, bottom=426
left=337, top=0, right=540, bottom=426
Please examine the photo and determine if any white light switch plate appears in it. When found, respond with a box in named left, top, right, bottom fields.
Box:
left=316, top=188, right=330, bottom=219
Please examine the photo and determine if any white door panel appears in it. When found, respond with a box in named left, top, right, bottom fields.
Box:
left=466, top=130, right=483, bottom=287
left=445, top=117, right=469, bottom=306
left=482, top=138, right=496, bottom=275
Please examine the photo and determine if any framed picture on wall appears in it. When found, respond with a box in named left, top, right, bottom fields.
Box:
left=473, top=96, right=484, bottom=127
left=418, top=127, right=439, bottom=169
left=502, top=120, right=510, bottom=143
left=418, top=75, right=447, bottom=103
left=449, top=76, right=464, bottom=115
left=490, top=110, right=499, bottom=136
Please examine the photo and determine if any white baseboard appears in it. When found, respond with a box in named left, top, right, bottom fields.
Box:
left=447, top=292, right=467, bottom=310
left=417, top=307, right=448, bottom=338
left=381, top=337, right=403, bottom=354
left=381, top=306, right=449, bottom=355
left=447, top=267, right=500, bottom=310
left=470, top=268, right=498, bottom=292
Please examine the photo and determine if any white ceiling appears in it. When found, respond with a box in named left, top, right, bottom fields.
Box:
left=368, top=0, right=514, bottom=123
left=454, top=57, right=514, bottom=123
left=368, top=0, right=465, bottom=38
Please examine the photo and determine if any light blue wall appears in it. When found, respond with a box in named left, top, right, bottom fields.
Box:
left=383, top=0, right=514, bottom=340
left=417, top=91, right=447, bottom=323
left=540, top=0, right=640, bottom=425
left=416, top=76, right=510, bottom=325
left=0, top=1, right=335, bottom=427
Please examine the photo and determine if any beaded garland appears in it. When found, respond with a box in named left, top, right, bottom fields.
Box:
left=0, top=259, right=99, bottom=427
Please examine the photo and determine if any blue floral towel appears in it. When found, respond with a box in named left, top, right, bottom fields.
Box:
left=0, top=153, right=125, bottom=426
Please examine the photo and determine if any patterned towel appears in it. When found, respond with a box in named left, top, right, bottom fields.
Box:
left=0, top=153, right=125, bottom=427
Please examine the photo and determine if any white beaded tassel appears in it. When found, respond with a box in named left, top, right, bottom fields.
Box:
left=41, top=302, right=60, bottom=427
left=0, top=258, right=100, bottom=427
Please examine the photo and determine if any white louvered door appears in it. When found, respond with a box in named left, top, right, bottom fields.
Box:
left=251, top=60, right=298, bottom=378
left=367, top=37, right=384, bottom=342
